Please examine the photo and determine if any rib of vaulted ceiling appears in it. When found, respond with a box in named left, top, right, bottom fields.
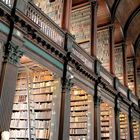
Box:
left=107, top=0, right=140, bottom=70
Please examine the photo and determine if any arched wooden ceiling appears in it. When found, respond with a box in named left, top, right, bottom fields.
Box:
left=72, top=0, right=140, bottom=69
left=114, top=19, right=124, bottom=43
left=106, top=0, right=140, bottom=70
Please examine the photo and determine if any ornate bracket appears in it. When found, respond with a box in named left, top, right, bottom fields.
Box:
left=94, top=95, right=101, bottom=106
left=65, top=77, right=74, bottom=90
left=129, top=106, right=133, bottom=118
left=115, top=98, right=120, bottom=114
left=61, top=75, right=74, bottom=91
left=4, top=42, right=23, bottom=65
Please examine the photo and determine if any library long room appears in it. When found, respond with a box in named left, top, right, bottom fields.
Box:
left=0, top=0, right=140, bottom=140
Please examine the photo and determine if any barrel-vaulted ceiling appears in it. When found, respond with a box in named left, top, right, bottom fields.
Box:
left=72, top=0, right=140, bottom=70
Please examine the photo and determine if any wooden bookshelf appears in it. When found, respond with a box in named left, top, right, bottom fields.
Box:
left=33, top=0, right=63, bottom=27
left=132, top=119, right=140, bottom=140
left=100, top=102, right=114, bottom=140
left=127, top=59, right=135, bottom=93
left=119, top=112, right=129, bottom=140
left=70, top=5, right=91, bottom=54
left=9, top=58, right=60, bottom=140
left=114, top=46, right=124, bottom=84
left=97, top=29, right=110, bottom=71
left=69, top=87, right=92, bottom=140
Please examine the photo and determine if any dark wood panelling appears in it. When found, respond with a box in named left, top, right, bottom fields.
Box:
left=116, top=0, right=140, bottom=28
left=97, top=0, right=111, bottom=26
left=72, top=0, right=88, bottom=7
left=124, top=5, right=140, bottom=39
left=114, top=20, right=124, bottom=43
left=126, top=41, right=135, bottom=57
left=127, top=13, right=140, bottom=44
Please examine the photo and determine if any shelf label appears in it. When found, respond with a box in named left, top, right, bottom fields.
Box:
left=72, top=48, right=93, bottom=70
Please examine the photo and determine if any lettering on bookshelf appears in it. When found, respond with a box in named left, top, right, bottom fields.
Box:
left=72, top=48, right=93, bottom=70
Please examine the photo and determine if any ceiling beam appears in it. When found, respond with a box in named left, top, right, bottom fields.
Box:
left=111, top=0, right=121, bottom=22
left=123, top=4, right=140, bottom=39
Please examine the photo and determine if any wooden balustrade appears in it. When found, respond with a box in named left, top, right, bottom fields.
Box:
left=100, top=66, right=114, bottom=86
left=72, top=41, right=94, bottom=70
left=25, top=2, right=65, bottom=47
left=129, top=92, right=138, bottom=106
left=117, top=81, right=128, bottom=97
left=1, top=0, right=13, bottom=7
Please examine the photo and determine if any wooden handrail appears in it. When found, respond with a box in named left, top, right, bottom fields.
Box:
left=1, top=0, right=13, bottom=7
left=25, top=1, right=65, bottom=47
left=72, top=41, right=95, bottom=70
left=100, top=66, right=114, bottom=86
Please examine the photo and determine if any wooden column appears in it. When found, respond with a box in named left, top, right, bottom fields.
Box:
left=94, top=82, right=101, bottom=140
left=90, top=0, right=98, bottom=56
left=58, top=33, right=73, bottom=140
left=88, top=95, right=94, bottom=140
left=133, top=58, right=137, bottom=96
left=114, top=97, right=120, bottom=140
left=61, top=0, right=72, bottom=31
left=58, top=77, right=73, bottom=140
left=0, top=42, right=23, bottom=132
left=109, top=25, right=115, bottom=74
left=0, top=41, right=4, bottom=77
left=122, top=43, right=127, bottom=86
left=128, top=106, right=134, bottom=140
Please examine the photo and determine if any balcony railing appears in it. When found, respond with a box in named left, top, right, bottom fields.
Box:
left=1, top=0, right=65, bottom=47
left=25, top=2, right=65, bottom=47
left=72, top=41, right=94, bottom=70
left=117, top=80, right=128, bottom=97
left=130, top=92, right=138, bottom=106
left=1, top=0, right=13, bottom=7
left=100, top=66, right=114, bottom=86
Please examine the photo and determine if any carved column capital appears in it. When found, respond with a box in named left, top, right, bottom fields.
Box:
left=115, top=98, right=120, bottom=114
left=4, top=42, right=23, bottom=65
left=65, top=77, right=74, bottom=90
left=129, top=106, right=133, bottom=118
left=61, top=76, right=73, bottom=91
